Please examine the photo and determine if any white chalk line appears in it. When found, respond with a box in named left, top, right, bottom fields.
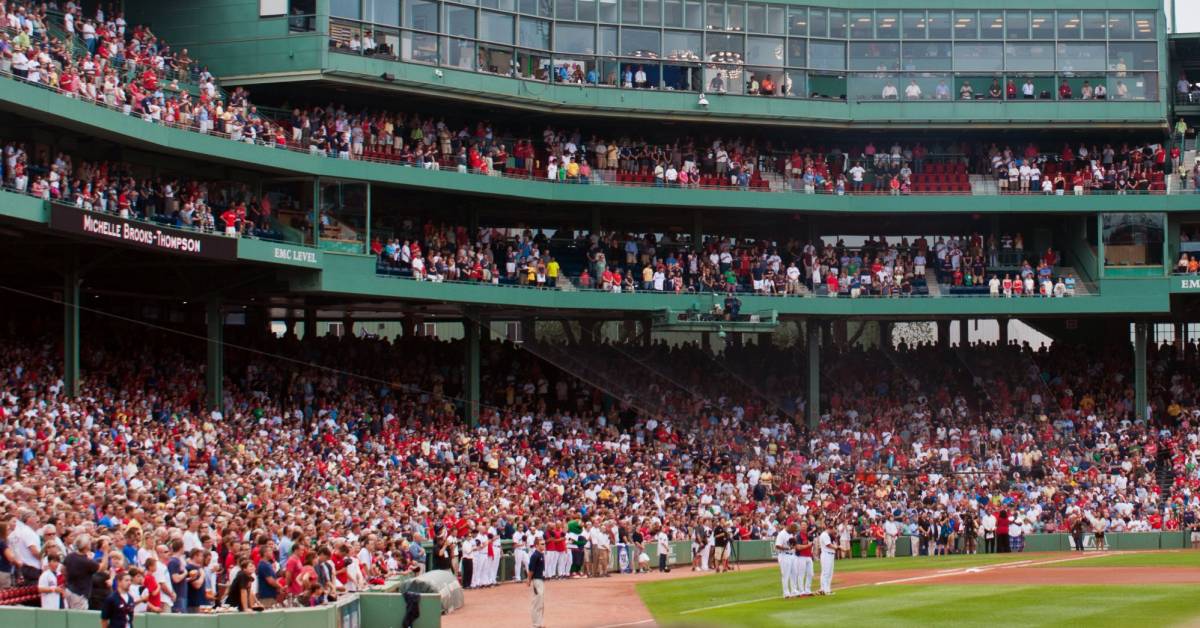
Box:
left=677, top=554, right=1115, bottom=615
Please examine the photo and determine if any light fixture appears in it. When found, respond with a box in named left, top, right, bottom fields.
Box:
left=433, top=69, right=443, bottom=78
left=698, top=93, right=709, bottom=107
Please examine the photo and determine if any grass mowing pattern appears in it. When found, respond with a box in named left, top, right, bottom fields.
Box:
left=1032, top=551, right=1200, bottom=569
left=637, top=553, right=1037, bottom=618
left=654, top=585, right=1200, bottom=628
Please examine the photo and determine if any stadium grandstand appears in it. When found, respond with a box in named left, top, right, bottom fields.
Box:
left=0, top=1, right=1199, bottom=627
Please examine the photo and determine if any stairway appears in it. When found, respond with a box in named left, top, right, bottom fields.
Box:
left=924, top=268, right=943, bottom=297
left=1155, top=448, right=1175, bottom=497
left=970, top=175, right=998, bottom=196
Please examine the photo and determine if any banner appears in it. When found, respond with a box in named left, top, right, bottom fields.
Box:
left=50, top=204, right=237, bottom=260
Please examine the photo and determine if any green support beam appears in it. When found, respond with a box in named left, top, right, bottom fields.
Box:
left=206, top=297, right=224, bottom=411
left=807, top=320, right=820, bottom=431
left=63, top=254, right=80, bottom=399
left=1134, top=321, right=1148, bottom=421
left=464, top=313, right=481, bottom=427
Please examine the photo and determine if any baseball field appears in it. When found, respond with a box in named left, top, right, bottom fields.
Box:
left=636, top=550, right=1200, bottom=628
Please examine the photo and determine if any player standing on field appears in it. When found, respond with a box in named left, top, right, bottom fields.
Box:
left=818, top=521, right=837, bottom=596
left=775, top=523, right=797, bottom=598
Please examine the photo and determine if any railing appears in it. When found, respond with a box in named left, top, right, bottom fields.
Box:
left=1, top=70, right=1188, bottom=197
left=374, top=262, right=1097, bottom=299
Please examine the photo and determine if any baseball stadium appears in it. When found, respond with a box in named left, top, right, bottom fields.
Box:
left=1, top=0, right=1200, bottom=627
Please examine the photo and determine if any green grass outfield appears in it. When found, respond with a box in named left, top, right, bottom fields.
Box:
left=637, top=552, right=1200, bottom=628
left=1031, top=551, right=1200, bottom=569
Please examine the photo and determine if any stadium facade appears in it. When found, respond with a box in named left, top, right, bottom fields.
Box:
left=0, top=0, right=1198, bottom=429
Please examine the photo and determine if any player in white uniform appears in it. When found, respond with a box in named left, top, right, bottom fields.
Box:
left=512, top=527, right=528, bottom=582
left=774, top=523, right=798, bottom=598
left=818, top=521, right=837, bottom=595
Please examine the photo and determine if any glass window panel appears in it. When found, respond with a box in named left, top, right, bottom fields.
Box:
left=622, top=0, right=638, bottom=24
left=556, top=23, right=595, bottom=53
left=809, top=40, right=844, bottom=71
left=444, top=4, right=475, bottom=36
left=766, top=6, right=783, bottom=35
left=599, top=0, right=617, bottom=22
left=621, top=27, right=660, bottom=56
left=578, top=0, right=595, bottom=18
left=828, top=10, right=846, bottom=38
left=850, top=11, right=872, bottom=39
left=747, top=3, right=765, bottom=33
left=664, top=0, right=683, bottom=27
left=953, top=42, right=1001, bottom=71
left=705, top=32, right=743, bottom=63
left=1134, top=11, right=1156, bottom=39
left=1030, top=11, right=1053, bottom=38
left=499, top=0, right=516, bottom=11
left=600, top=26, right=618, bottom=54
left=953, top=11, right=976, bottom=39
left=1109, top=42, right=1157, bottom=72
left=706, top=2, right=723, bottom=30
left=902, top=11, right=925, bottom=39
left=849, top=42, right=898, bottom=71
left=366, top=0, right=399, bottom=25
left=1083, top=11, right=1105, bottom=39
left=788, top=7, right=806, bottom=36
left=1109, top=72, right=1157, bottom=101
left=849, top=74, right=899, bottom=101
left=538, top=0, right=552, bottom=17
left=320, top=181, right=368, bottom=254
left=331, top=0, right=360, bottom=19
left=745, top=36, right=782, bottom=66
left=1103, top=213, right=1164, bottom=266
left=903, top=73, right=952, bottom=100
left=787, top=39, right=804, bottom=67
left=927, top=11, right=950, bottom=39
left=480, top=11, right=514, bottom=43
left=479, top=0, right=498, bottom=8
left=1005, top=11, right=1028, bottom=39
left=644, top=0, right=660, bottom=25
left=726, top=2, right=744, bottom=32
left=1057, top=10, right=1080, bottom=39
left=1108, top=11, right=1131, bottom=39
left=404, top=0, right=437, bottom=30
left=1004, top=42, right=1053, bottom=72
left=441, top=36, right=475, bottom=69
left=877, top=11, right=898, bottom=39
left=808, top=8, right=826, bottom=38
left=663, top=30, right=701, bottom=61
left=555, top=0, right=575, bottom=20
left=520, top=0, right=536, bottom=14
left=684, top=0, right=701, bottom=28
left=901, top=41, right=951, bottom=71
left=402, top=30, right=439, bottom=63
left=1056, top=42, right=1106, bottom=72
left=980, top=11, right=1003, bottom=38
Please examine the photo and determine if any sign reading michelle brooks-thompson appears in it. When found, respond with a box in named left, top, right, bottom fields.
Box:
left=50, top=204, right=237, bottom=260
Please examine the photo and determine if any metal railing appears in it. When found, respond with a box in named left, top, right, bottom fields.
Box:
left=0, top=70, right=1187, bottom=197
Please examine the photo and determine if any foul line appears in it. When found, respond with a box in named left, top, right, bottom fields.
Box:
left=678, top=554, right=1114, bottom=615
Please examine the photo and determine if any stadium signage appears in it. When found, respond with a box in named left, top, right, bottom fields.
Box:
left=1180, top=279, right=1200, bottom=291
left=273, top=246, right=320, bottom=265
left=51, top=205, right=236, bottom=260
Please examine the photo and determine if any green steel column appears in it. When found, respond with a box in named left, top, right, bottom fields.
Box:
left=312, top=178, right=321, bottom=247
left=1134, top=321, right=1147, bottom=421
left=206, top=297, right=224, bottom=412
left=692, top=211, right=703, bottom=249
left=806, top=320, right=820, bottom=431
left=363, top=182, right=371, bottom=255
left=464, top=313, right=481, bottom=427
left=63, top=255, right=80, bottom=398
left=304, top=307, right=318, bottom=340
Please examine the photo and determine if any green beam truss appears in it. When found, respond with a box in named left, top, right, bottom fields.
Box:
left=807, top=319, right=820, bottom=430
left=1134, top=321, right=1148, bottom=420
left=63, top=252, right=80, bottom=399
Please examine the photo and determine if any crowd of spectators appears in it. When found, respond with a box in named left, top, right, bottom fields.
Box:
left=0, top=140, right=284, bottom=238
left=1, top=2, right=1183, bottom=198
left=1, top=322, right=1199, bottom=614
left=373, top=224, right=1080, bottom=298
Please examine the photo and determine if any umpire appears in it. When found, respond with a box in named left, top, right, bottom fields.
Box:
left=528, top=538, right=547, bottom=628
